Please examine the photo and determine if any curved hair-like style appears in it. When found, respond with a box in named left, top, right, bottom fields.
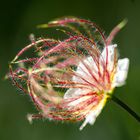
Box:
left=8, top=17, right=129, bottom=130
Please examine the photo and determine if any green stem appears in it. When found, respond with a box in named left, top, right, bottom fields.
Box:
left=111, top=95, right=140, bottom=123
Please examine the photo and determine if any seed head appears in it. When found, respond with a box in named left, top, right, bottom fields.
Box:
left=8, top=17, right=129, bottom=130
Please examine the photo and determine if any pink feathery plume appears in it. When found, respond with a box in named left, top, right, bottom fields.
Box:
left=8, top=17, right=129, bottom=130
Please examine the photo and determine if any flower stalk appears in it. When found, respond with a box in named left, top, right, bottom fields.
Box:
left=111, top=95, right=140, bottom=122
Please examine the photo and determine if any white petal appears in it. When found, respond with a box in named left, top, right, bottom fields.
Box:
left=65, top=93, right=91, bottom=106
left=64, top=88, right=91, bottom=103
left=73, top=56, right=98, bottom=82
left=101, top=44, right=117, bottom=71
left=79, top=94, right=108, bottom=130
left=113, top=58, right=129, bottom=87
left=64, top=88, right=96, bottom=107
left=64, top=88, right=82, bottom=99
left=64, top=56, right=98, bottom=99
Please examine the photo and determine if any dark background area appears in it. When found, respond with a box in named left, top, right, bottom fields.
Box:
left=0, top=0, right=140, bottom=140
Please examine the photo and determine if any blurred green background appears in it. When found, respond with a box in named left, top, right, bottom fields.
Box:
left=0, top=0, right=140, bottom=140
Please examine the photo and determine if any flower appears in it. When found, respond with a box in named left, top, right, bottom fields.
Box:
left=9, top=17, right=129, bottom=130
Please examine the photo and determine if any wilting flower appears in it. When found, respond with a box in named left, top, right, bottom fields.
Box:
left=8, top=17, right=129, bottom=130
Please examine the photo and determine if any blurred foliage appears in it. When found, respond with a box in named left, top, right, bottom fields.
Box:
left=0, top=0, right=140, bottom=140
